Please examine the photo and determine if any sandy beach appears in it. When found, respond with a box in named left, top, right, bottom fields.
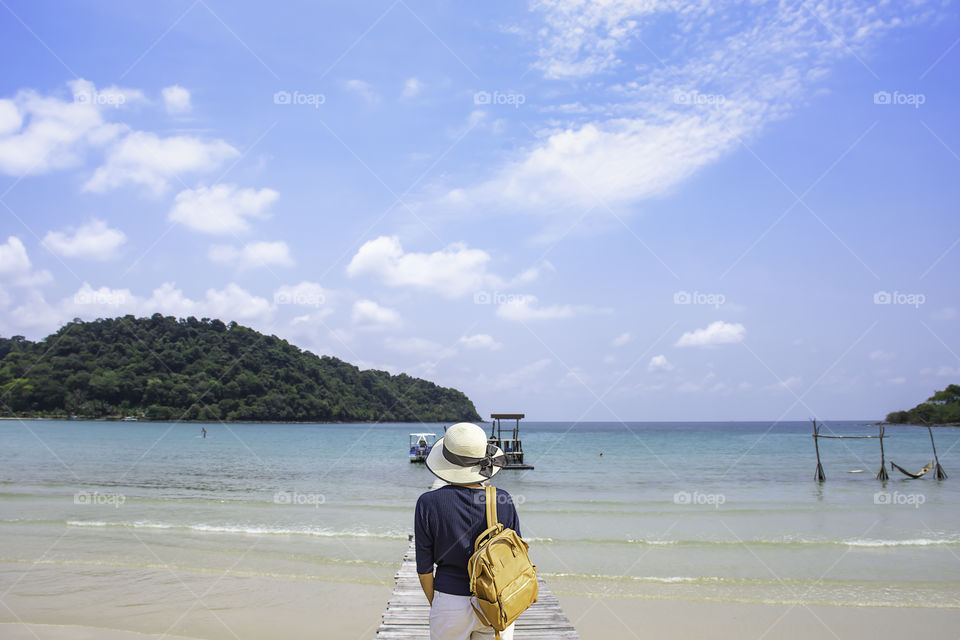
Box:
left=5, top=578, right=959, bottom=639
left=559, top=596, right=960, bottom=639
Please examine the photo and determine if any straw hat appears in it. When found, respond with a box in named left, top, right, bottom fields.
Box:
left=425, top=422, right=506, bottom=485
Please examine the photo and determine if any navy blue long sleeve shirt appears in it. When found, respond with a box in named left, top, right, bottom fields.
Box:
left=414, top=484, right=521, bottom=596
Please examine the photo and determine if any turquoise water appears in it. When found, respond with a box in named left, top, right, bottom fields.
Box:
left=2, top=419, right=959, bottom=619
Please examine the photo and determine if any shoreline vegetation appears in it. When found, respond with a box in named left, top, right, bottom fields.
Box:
left=0, top=315, right=482, bottom=423
left=885, top=384, right=960, bottom=426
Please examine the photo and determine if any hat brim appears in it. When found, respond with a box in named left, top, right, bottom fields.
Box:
left=425, top=436, right=506, bottom=485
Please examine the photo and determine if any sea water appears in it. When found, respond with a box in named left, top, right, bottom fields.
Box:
left=1, top=420, right=958, bottom=631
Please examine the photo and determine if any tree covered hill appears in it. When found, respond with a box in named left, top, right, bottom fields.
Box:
left=0, top=315, right=482, bottom=423
left=886, top=384, right=960, bottom=425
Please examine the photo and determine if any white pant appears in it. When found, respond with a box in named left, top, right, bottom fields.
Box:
left=429, top=591, right=515, bottom=640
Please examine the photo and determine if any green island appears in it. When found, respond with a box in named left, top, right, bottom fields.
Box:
left=886, top=384, right=960, bottom=425
left=0, top=315, right=482, bottom=423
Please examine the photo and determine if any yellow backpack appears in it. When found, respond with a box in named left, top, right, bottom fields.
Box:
left=468, top=486, right=538, bottom=637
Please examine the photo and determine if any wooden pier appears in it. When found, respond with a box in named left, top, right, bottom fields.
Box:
left=375, top=481, right=579, bottom=639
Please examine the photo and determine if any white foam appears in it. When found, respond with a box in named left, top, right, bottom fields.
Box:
left=66, top=520, right=406, bottom=539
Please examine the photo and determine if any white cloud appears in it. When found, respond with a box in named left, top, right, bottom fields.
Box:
left=677, top=381, right=701, bottom=393
left=42, top=219, right=126, bottom=260
left=675, top=321, right=745, bottom=348
left=0, top=236, right=32, bottom=275
left=385, top=336, right=456, bottom=360
left=85, top=131, right=239, bottom=194
left=868, top=349, right=895, bottom=362
left=209, top=241, right=294, bottom=269
left=402, top=77, right=423, bottom=98
left=352, top=299, right=401, bottom=330
left=611, top=331, right=632, bottom=347
left=345, top=79, right=379, bottom=104
left=201, top=283, right=273, bottom=321
left=0, top=236, right=52, bottom=287
left=495, top=295, right=610, bottom=322
left=347, top=235, right=538, bottom=298
left=887, top=377, right=906, bottom=385
left=169, top=184, right=278, bottom=234
left=647, top=354, right=673, bottom=373
left=0, top=79, right=126, bottom=176
left=162, top=85, right=192, bottom=115
left=932, top=307, right=957, bottom=321
left=0, top=281, right=278, bottom=339
left=437, top=2, right=929, bottom=228
left=936, top=365, right=960, bottom=377
left=0, top=99, right=22, bottom=135
left=459, top=333, right=502, bottom=351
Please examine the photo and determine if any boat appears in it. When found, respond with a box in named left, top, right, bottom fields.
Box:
left=409, top=433, right=436, bottom=462
left=489, top=413, right=534, bottom=470
left=121, top=416, right=138, bottom=422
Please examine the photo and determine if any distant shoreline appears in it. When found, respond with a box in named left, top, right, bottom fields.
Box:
left=0, top=416, right=465, bottom=424
left=3, top=416, right=959, bottom=427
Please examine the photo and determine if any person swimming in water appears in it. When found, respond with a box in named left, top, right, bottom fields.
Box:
left=201, top=427, right=207, bottom=439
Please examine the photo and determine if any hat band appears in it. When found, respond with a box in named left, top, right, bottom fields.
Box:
left=441, top=442, right=506, bottom=478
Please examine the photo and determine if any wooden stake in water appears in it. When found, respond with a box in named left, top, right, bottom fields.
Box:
left=812, top=420, right=825, bottom=483
left=876, top=424, right=889, bottom=481
left=927, top=424, right=948, bottom=481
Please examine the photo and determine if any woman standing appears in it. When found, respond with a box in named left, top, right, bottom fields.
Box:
left=415, top=422, right=520, bottom=640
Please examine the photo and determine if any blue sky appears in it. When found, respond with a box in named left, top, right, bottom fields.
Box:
left=0, top=0, right=957, bottom=421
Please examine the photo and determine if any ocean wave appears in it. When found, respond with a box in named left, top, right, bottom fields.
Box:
left=540, top=536, right=960, bottom=548
left=65, top=520, right=408, bottom=540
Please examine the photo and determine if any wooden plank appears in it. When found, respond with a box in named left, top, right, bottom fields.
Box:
left=375, top=480, right=580, bottom=639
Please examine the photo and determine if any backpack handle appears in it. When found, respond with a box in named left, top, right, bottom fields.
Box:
left=485, top=486, right=498, bottom=530
left=473, top=523, right=505, bottom=553
left=473, top=486, right=503, bottom=552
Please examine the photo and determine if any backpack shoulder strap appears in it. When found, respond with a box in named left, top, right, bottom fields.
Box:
left=484, top=485, right=498, bottom=530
